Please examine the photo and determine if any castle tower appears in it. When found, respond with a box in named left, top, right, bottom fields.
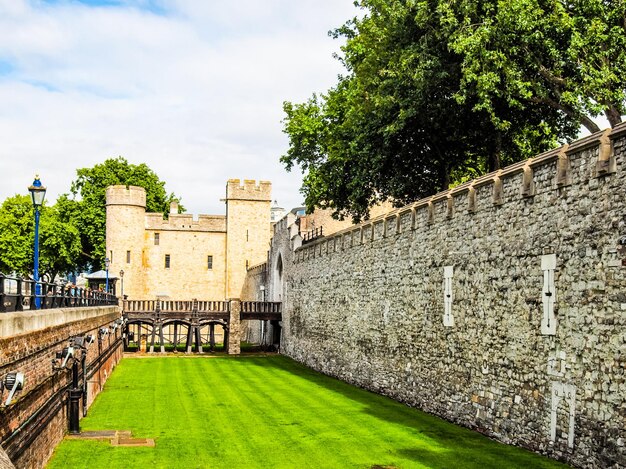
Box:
left=106, top=185, right=147, bottom=299
left=225, top=179, right=272, bottom=298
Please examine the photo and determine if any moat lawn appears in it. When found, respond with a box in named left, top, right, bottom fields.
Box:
left=48, top=355, right=568, bottom=469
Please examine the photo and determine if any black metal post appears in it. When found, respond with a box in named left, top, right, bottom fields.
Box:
left=194, top=326, right=201, bottom=353
left=82, top=353, right=88, bottom=416
left=16, top=278, right=24, bottom=312
left=69, top=360, right=81, bottom=434
left=0, top=274, right=5, bottom=313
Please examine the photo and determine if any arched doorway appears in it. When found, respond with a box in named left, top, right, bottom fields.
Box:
left=273, top=253, right=283, bottom=302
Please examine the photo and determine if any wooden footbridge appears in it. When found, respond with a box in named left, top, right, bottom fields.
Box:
left=122, top=299, right=282, bottom=354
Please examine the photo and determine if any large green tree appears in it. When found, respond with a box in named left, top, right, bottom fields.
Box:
left=67, top=157, right=181, bottom=270
left=0, top=196, right=33, bottom=277
left=0, top=195, right=81, bottom=281
left=444, top=0, right=626, bottom=133
left=282, top=0, right=622, bottom=221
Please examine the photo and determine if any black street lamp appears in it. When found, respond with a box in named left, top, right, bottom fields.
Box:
left=104, top=257, right=110, bottom=293
left=28, top=175, right=46, bottom=309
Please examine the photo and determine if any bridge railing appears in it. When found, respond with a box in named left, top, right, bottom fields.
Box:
left=240, top=301, right=282, bottom=321
left=122, top=299, right=281, bottom=321
left=241, top=301, right=282, bottom=314
left=123, top=299, right=158, bottom=312
left=123, top=299, right=230, bottom=314
left=0, top=273, right=118, bottom=313
left=160, top=300, right=193, bottom=312
left=197, top=300, right=229, bottom=313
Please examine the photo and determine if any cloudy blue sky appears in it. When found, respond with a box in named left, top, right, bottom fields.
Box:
left=0, top=0, right=359, bottom=214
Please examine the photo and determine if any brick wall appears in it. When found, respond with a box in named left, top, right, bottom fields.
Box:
left=0, top=306, right=122, bottom=469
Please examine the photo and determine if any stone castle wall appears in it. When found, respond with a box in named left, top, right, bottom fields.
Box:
left=225, top=179, right=272, bottom=299
left=240, top=262, right=267, bottom=343
left=0, top=306, right=122, bottom=469
left=271, top=125, right=626, bottom=468
left=106, top=179, right=272, bottom=301
left=298, top=202, right=394, bottom=237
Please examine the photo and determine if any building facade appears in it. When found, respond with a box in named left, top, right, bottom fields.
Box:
left=106, top=179, right=271, bottom=300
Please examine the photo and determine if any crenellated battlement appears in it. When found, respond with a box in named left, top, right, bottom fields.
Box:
left=292, top=124, right=625, bottom=260
left=226, top=179, right=272, bottom=202
left=106, top=185, right=147, bottom=208
left=145, top=213, right=226, bottom=232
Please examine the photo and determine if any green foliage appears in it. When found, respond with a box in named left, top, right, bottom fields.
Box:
left=48, top=356, right=568, bottom=468
left=0, top=158, right=180, bottom=277
left=0, top=196, right=34, bottom=277
left=0, top=195, right=81, bottom=281
left=39, top=203, right=82, bottom=281
left=444, top=0, right=626, bottom=131
left=282, top=0, right=623, bottom=221
left=68, top=157, right=181, bottom=270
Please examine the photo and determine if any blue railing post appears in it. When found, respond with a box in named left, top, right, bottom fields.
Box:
left=33, top=207, right=41, bottom=309
left=0, top=274, right=5, bottom=313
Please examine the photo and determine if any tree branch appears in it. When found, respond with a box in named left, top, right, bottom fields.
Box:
left=530, top=96, right=600, bottom=133
left=605, top=104, right=623, bottom=128
left=537, top=65, right=567, bottom=87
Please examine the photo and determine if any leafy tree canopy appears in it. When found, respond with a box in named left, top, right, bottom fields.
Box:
left=68, top=157, right=181, bottom=270
left=282, top=0, right=624, bottom=221
left=443, top=0, right=626, bottom=132
left=0, top=195, right=81, bottom=281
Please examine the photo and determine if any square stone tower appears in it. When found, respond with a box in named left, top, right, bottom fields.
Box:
left=225, top=179, right=272, bottom=298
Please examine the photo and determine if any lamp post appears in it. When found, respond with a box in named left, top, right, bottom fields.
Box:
left=104, top=257, right=110, bottom=294
left=119, top=269, right=124, bottom=298
left=28, top=175, right=46, bottom=309
left=259, top=285, right=267, bottom=349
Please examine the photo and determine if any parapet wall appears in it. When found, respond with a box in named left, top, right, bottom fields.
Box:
left=226, top=179, right=272, bottom=202
left=105, top=185, right=146, bottom=208
left=0, top=307, right=122, bottom=469
left=275, top=124, right=626, bottom=468
left=145, top=213, right=227, bottom=232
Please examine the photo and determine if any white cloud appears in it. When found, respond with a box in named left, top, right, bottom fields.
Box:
left=0, top=0, right=358, bottom=214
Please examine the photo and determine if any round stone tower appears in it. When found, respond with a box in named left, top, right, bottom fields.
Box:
left=106, top=185, right=146, bottom=299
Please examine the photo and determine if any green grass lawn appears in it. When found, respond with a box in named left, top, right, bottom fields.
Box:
left=47, top=355, right=569, bottom=469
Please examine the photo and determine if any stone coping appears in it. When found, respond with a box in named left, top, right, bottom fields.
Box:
left=0, top=306, right=120, bottom=338
left=293, top=124, right=626, bottom=255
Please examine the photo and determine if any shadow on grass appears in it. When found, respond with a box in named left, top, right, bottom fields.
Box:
left=238, top=355, right=569, bottom=469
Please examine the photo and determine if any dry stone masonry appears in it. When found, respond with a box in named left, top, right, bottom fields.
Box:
left=268, top=124, right=626, bottom=468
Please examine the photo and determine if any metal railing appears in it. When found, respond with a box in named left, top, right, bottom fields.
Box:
left=0, top=274, right=118, bottom=313
left=302, top=226, right=324, bottom=244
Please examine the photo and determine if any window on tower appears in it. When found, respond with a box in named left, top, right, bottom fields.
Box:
left=154, top=233, right=160, bottom=245
left=165, top=254, right=170, bottom=269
